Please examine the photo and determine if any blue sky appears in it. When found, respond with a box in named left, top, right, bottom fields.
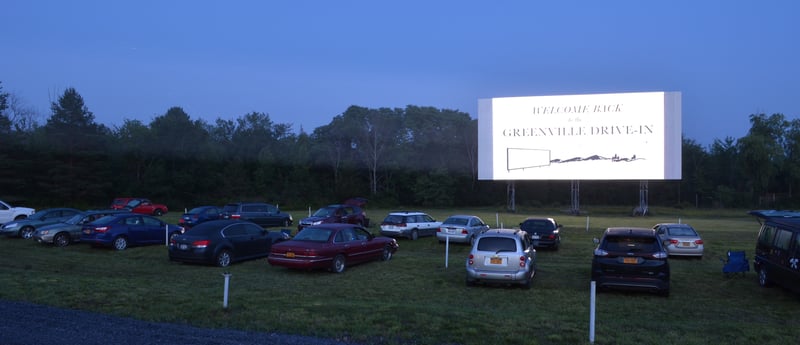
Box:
left=2, top=0, right=797, bottom=146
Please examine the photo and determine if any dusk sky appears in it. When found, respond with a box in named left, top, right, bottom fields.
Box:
left=2, top=1, right=798, bottom=146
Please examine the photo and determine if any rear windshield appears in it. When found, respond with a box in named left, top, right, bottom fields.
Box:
left=443, top=217, right=469, bottom=226
left=603, top=236, right=658, bottom=252
left=382, top=215, right=406, bottom=224
left=666, top=226, right=698, bottom=237
left=521, top=219, right=555, bottom=233
left=477, top=237, right=518, bottom=253
left=294, top=228, right=333, bottom=242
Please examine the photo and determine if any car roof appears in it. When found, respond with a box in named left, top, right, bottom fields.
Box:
left=305, top=223, right=363, bottom=230
left=655, top=223, right=693, bottom=227
left=388, top=211, right=428, bottom=216
left=480, top=228, right=525, bottom=238
left=749, top=210, right=800, bottom=229
left=604, top=227, right=657, bottom=237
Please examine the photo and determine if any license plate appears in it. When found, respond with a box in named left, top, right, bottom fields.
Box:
left=286, top=252, right=295, bottom=258
left=446, top=229, right=455, bottom=234
left=490, top=257, right=503, bottom=264
left=179, top=244, right=188, bottom=250
left=83, top=229, right=91, bottom=234
left=531, top=235, right=540, bottom=239
left=680, top=242, right=692, bottom=247
left=623, top=257, right=638, bottom=264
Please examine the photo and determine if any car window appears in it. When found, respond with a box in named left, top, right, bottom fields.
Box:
left=521, top=220, right=555, bottom=232
left=444, top=217, right=468, bottom=226
left=243, top=224, right=263, bottom=236
left=421, top=215, right=433, bottom=222
left=477, top=237, right=518, bottom=253
left=354, top=227, right=370, bottom=240
left=774, top=229, right=793, bottom=250
left=223, top=204, right=238, bottom=213
left=223, top=224, right=247, bottom=237
left=758, top=225, right=777, bottom=247
left=142, top=217, right=161, bottom=227
left=604, top=236, right=658, bottom=252
left=266, top=204, right=277, bottom=213
left=125, top=217, right=141, bottom=225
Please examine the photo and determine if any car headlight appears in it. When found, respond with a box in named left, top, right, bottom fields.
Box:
left=312, top=220, right=323, bottom=225
left=39, top=230, right=49, bottom=235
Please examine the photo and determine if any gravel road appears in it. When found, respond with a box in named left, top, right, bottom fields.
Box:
left=0, top=299, right=361, bottom=345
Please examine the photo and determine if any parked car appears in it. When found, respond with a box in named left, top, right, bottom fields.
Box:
left=268, top=223, right=398, bottom=273
left=222, top=202, right=293, bottom=228
left=465, top=228, right=537, bottom=289
left=0, top=199, right=35, bottom=225
left=653, top=223, right=704, bottom=258
left=179, top=206, right=223, bottom=229
left=80, top=213, right=184, bottom=250
left=297, top=204, right=368, bottom=231
left=110, top=197, right=135, bottom=210
left=33, top=210, right=126, bottom=247
left=343, top=197, right=370, bottom=226
left=1, top=207, right=81, bottom=239
left=169, top=219, right=290, bottom=267
left=749, top=210, right=800, bottom=293
left=591, top=227, right=670, bottom=296
left=379, top=211, right=441, bottom=240
left=519, top=217, right=562, bottom=250
left=436, top=215, right=489, bottom=245
left=110, top=198, right=169, bottom=216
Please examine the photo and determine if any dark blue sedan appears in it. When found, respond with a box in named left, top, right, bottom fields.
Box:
left=80, top=213, right=184, bottom=250
left=178, top=206, right=223, bottom=229
left=169, top=220, right=289, bottom=267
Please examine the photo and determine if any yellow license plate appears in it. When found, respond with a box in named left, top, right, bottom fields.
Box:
left=623, top=257, right=638, bottom=264
left=490, top=257, right=502, bottom=264
left=286, top=252, right=295, bottom=258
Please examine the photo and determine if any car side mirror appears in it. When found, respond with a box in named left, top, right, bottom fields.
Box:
left=593, top=238, right=600, bottom=245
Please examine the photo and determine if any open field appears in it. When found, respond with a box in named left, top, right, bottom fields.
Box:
left=1, top=207, right=798, bottom=345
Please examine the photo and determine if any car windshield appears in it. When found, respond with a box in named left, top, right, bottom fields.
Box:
left=91, top=215, right=119, bottom=225
left=27, top=211, right=49, bottom=220
left=125, top=199, right=142, bottom=208
left=604, top=236, right=658, bottom=252
left=521, top=219, right=555, bottom=232
left=312, top=207, right=337, bottom=217
left=443, top=217, right=469, bottom=226
left=64, top=214, right=84, bottom=224
left=294, top=228, right=333, bottom=242
left=187, top=207, right=207, bottom=214
left=667, top=226, right=698, bottom=237
left=477, top=237, right=518, bottom=253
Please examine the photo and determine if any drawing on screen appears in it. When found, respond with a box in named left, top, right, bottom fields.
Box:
left=507, top=148, right=644, bottom=172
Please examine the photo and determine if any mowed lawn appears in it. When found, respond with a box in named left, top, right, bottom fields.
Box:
left=1, top=207, right=798, bottom=345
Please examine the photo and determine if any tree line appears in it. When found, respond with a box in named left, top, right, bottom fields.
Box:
left=1, top=82, right=798, bottom=211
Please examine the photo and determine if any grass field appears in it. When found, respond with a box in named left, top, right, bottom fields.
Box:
left=1, top=206, right=798, bottom=345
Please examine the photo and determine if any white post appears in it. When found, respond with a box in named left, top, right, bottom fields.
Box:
left=495, top=213, right=499, bottom=227
left=165, top=224, right=168, bottom=246
left=222, top=272, right=232, bottom=308
left=308, top=206, right=311, bottom=217
left=445, top=235, right=450, bottom=269
left=586, top=216, right=590, bottom=232
left=590, top=281, right=596, bottom=344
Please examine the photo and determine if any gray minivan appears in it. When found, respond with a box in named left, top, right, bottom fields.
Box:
left=749, top=210, right=800, bottom=293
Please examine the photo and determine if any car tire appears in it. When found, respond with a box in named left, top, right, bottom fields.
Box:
left=54, top=232, right=70, bottom=247
left=216, top=250, right=232, bottom=267
left=331, top=254, right=346, bottom=273
left=410, top=229, right=418, bottom=241
left=758, top=267, right=772, bottom=287
left=113, top=236, right=128, bottom=251
left=20, top=226, right=35, bottom=239
left=381, top=245, right=393, bottom=261
left=153, top=209, right=164, bottom=216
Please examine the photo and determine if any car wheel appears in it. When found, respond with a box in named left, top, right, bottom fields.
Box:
left=113, top=236, right=128, bottom=251
left=216, top=250, right=232, bottom=267
left=381, top=245, right=393, bottom=261
left=410, top=230, right=419, bottom=241
left=54, top=232, right=70, bottom=247
left=153, top=209, right=164, bottom=216
left=20, top=226, right=35, bottom=239
left=169, top=232, right=179, bottom=241
left=758, top=267, right=771, bottom=287
left=331, top=254, right=346, bottom=273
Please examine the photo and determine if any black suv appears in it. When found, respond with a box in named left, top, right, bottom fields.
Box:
left=591, top=227, right=670, bottom=296
left=749, top=210, right=800, bottom=293
left=221, top=202, right=293, bottom=228
left=519, top=217, right=561, bottom=250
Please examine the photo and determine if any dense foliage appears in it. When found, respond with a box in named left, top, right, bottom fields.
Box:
left=1, top=84, right=798, bottom=210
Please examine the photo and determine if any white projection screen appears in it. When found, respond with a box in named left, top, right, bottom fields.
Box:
left=478, top=92, right=681, bottom=180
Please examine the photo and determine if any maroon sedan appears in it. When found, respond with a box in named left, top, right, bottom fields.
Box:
left=267, top=224, right=398, bottom=273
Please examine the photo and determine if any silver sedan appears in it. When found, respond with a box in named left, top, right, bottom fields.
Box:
left=436, top=215, right=489, bottom=245
left=653, top=223, right=704, bottom=257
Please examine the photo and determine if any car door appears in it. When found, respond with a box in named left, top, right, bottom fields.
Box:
left=786, top=232, right=800, bottom=292
left=338, top=227, right=375, bottom=263
left=771, top=228, right=795, bottom=287
left=141, top=216, right=167, bottom=244
left=123, top=215, right=149, bottom=244
left=420, top=215, right=438, bottom=236
left=241, top=223, right=272, bottom=257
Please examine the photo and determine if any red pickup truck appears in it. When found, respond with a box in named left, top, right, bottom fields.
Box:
left=110, top=197, right=169, bottom=216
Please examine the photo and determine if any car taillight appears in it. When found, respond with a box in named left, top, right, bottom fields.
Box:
left=94, top=226, right=109, bottom=233
left=468, top=254, right=474, bottom=265
left=695, top=239, right=704, bottom=244
left=669, top=239, right=679, bottom=244
left=437, top=228, right=442, bottom=233
left=547, top=234, right=555, bottom=239
left=192, top=240, right=210, bottom=248
left=519, top=256, right=526, bottom=267
left=461, top=229, right=468, bottom=235
left=169, top=238, right=176, bottom=246
left=231, top=214, right=241, bottom=219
